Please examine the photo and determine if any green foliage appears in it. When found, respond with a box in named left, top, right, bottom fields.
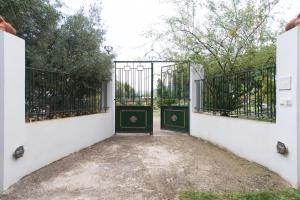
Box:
left=157, top=63, right=190, bottom=107
left=159, top=0, right=280, bottom=76
left=180, top=189, right=300, bottom=200
left=162, top=98, right=176, bottom=106
left=156, top=75, right=185, bottom=107
left=0, top=0, right=112, bottom=87
left=25, top=68, right=103, bottom=122
left=50, top=12, right=112, bottom=87
left=156, top=78, right=168, bottom=108
left=2, top=0, right=112, bottom=119
left=201, top=66, right=276, bottom=120
left=116, top=82, right=136, bottom=105
left=0, top=0, right=61, bottom=67
left=0, top=0, right=61, bottom=40
left=155, top=0, right=279, bottom=118
left=236, top=45, right=276, bottom=69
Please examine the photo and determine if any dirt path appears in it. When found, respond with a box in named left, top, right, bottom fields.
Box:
left=0, top=117, right=289, bottom=200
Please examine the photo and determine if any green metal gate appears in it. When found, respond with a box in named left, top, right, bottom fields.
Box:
left=160, top=63, right=190, bottom=132
left=115, top=61, right=153, bottom=134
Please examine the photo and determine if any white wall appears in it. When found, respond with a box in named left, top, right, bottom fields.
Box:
left=0, top=31, right=26, bottom=190
left=0, top=31, right=115, bottom=191
left=190, top=27, right=300, bottom=187
left=4, top=113, right=114, bottom=190
left=276, top=26, right=300, bottom=186
left=190, top=115, right=296, bottom=183
left=22, top=113, right=113, bottom=181
left=0, top=30, right=5, bottom=191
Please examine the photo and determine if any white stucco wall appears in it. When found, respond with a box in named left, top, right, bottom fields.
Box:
left=0, top=31, right=115, bottom=191
left=276, top=26, right=300, bottom=186
left=0, top=30, right=5, bottom=191
left=23, top=113, right=113, bottom=180
left=190, top=27, right=300, bottom=187
left=190, top=114, right=297, bottom=184
left=0, top=31, right=26, bottom=190
left=3, top=113, right=114, bottom=191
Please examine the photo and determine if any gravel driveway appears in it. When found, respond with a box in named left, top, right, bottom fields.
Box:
left=0, top=117, right=289, bottom=200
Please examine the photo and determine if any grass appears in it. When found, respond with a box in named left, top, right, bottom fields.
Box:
left=180, top=189, right=300, bottom=200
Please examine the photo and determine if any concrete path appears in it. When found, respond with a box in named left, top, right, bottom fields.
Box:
left=0, top=117, right=289, bottom=200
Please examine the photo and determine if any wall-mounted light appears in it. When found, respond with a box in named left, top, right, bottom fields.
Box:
left=277, top=141, right=288, bottom=155
left=13, top=146, right=25, bottom=159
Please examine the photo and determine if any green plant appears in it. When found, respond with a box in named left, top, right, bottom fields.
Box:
left=180, top=189, right=300, bottom=200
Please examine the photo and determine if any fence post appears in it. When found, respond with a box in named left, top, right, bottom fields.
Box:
left=190, top=64, right=204, bottom=113
left=277, top=27, right=300, bottom=186
left=0, top=31, right=25, bottom=191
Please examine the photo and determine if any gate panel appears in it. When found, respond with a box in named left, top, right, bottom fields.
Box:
left=116, top=106, right=152, bottom=133
left=160, top=63, right=190, bottom=133
left=161, top=106, right=189, bottom=132
left=115, top=62, right=153, bottom=134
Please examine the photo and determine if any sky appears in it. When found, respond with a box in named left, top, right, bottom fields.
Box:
left=62, top=0, right=176, bottom=60
left=62, top=0, right=300, bottom=60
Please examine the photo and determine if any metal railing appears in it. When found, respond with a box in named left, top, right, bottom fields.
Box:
left=115, top=63, right=153, bottom=106
left=25, top=68, right=108, bottom=122
left=194, top=66, right=276, bottom=122
left=160, top=64, right=190, bottom=107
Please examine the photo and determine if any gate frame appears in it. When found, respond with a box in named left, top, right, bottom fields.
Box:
left=160, top=62, right=191, bottom=133
left=114, top=60, right=190, bottom=135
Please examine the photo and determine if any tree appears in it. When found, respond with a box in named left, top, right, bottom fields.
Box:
left=157, top=0, right=280, bottom=76
left=116, top=82, right=136, bottom=105
left=156, top=78, right=168, bottom=108
left=156, top=63, right=189, bottom=107
left=0, top=0, right=112, bottom=85
left=0, top=0, right=62, bottom=68
left=1, top=0, right=113, bottom=119
left=50, top=11, right=112, bottom=87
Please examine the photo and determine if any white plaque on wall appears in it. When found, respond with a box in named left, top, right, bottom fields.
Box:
left=278, top=77, right=291, bottom=90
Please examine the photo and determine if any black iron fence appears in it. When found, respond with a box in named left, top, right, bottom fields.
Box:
left=26, top=68, right=108, bottom=122
left=194, top=66, right=276, bottom=122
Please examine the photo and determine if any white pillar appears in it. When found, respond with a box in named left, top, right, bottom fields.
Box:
left=276, top=27, right=300, bottom=186
left=190, top=63, right=203, bottom=133
left=0, top=31, right=25, bottom=191
left=190, top=64, right=204, bottom=112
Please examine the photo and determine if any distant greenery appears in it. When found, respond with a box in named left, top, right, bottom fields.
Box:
left=156, top=63, right=189, bottom=107
left=115, top=81, right=136, bottom=105
left=180, top=189, right=300, bottom=200
left=156, top=78, right=168, bottom=108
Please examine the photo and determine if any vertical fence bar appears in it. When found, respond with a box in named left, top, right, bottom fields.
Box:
left=195, top=80, right=200, bottom=112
